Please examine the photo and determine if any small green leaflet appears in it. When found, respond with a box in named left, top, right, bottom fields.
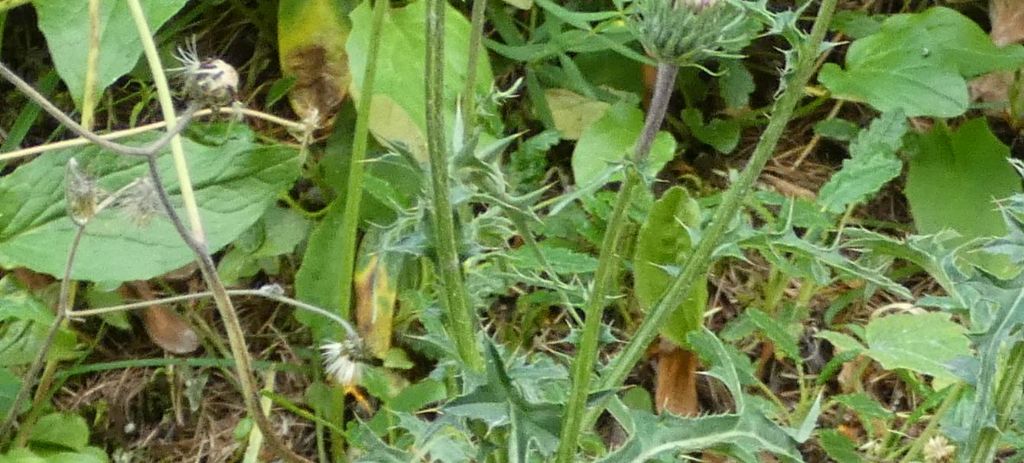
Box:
left=817, top=111, right=907, bottom=214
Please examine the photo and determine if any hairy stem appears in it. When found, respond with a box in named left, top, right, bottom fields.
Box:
left=425, top=0, right=485, bottom=373
left=337, top=0, right=389, bottom=321
left=555, top=62, right=679, bottom=463
left=970, top=341, right=1024, bottom=462
left=582, top=0, right=840, bottom=431
left=461, top=0, right=487, bottom=145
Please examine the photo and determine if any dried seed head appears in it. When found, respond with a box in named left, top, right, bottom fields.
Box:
left=114, top=177, right=163, bottom=227
left=171, top=37, right=239, bottom=108
left=321, top=340, right=367, bottom=387
left=65, top=158, right=103, bottom=226
left=923, top=435, right=956, bottom=463
left=633, top=0, right=751, bottom=67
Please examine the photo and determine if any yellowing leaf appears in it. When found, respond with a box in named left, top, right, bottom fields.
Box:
left=347, top=0, right=492, bottom=159
left=545, top=88, right=610, bottom=140
left=278, top=0, right=352, bottom=123
left=368, top=94, right=428, bottom=162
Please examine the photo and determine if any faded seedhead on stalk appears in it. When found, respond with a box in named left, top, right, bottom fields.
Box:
left=64, top=158, right=103, bottom=226
left=113, top=177, right=164, bottom=227
left=171, top=36, right=239, bottom=109
left=321, top=339, right=369, bottom=388
left=633, top=0, right=754, bottom=67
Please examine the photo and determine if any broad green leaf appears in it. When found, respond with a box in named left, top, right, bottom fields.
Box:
left=719, top=59, right=755, bottom=109
left=687, top=329, right=745, bottom=411
left=347, top=0, right=492, bottom=160
left=833, top=392, right=891, bottom=436
left=33, top=0, right=188, bottom=107
left=0, top=276, right=77, bottom=366
left=819, top=7, right=1024, bottom=117
left=863, top=312, right=971, bottom=383
left=507, top=243, right=598, bottom=275
left=30, top=412, right=90, bottom=451
left=545, top=88, right=610, bottom=140
left=817, top=111, right=907, bottom=214
left=813, top=119, right=860, bottom=142
left=40, top=449, right=107, bottom=463
left=0, top=448, right=107, bottom=463
left=572, top=102, right=675, bottom=188
left=0, top=124, right=301, bottom=282
left=217, top=206, right=310, bottom=283
left=831, top=10, right=882, bottom=39
left=278, top=0, right=352, bottom=121
left=445, top=343, right=564, bottom=459
left=574, top=50, right=646, bottom=99
left=681, top=108, right=740, bottom=154
left=746, top=308, right=800, bottom=361
left=0, top=0, right=29, bottom=13
left=603, top=401, right=799, bottom=462
left=818, top=429, right=863, bottom=463
left=906, top=119, right=1022, bottom=240
left=0, top=367, right=20, bottom=418
left=816, top=330, right=866, bottom=353
left=294, top=198, right=348, bottom=341
left=634, top=186, right=706, bottom=347
left=388, top=379, right=446, bottom=413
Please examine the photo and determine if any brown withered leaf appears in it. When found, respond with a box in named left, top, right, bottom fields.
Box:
left=969, top=1, right=1024, bottom=116
left=991, top=0, right=1024, bottom=47
left=278, top=0, right=352, bottom=126
left=654, top=339, right=700, bottom=416
left=128, top=281, right=199, bottom=354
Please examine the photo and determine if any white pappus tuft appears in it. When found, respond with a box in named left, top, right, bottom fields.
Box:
left=320, top=340, right=365, bottom=388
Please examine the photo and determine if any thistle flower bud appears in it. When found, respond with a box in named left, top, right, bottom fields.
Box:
left=65, top=158, right=102, bottom=226
left=633, top=0, right=751, bottom=67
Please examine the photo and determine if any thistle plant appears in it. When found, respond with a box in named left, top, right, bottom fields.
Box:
left=633, top=0, right=754, bottom=68
left=555, top=0, right=839, bottom=460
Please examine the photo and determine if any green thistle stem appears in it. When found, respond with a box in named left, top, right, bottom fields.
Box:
left=425, top=0, right=485, bottom=373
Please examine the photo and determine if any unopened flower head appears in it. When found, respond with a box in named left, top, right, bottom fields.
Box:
left=321, top=339, right=366, bottom=387
left=633, top=0, right=751, bottom=66
left=65, top=158, right=103, bottom=226
left=171, top=37, right=239, bottom=108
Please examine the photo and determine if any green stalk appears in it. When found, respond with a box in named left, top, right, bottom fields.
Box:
left=461, top=0, right=487, bottom=145
left=81, top=0, right=100, bottom=130
left=425, top=0, right=485, bottom=372
left=969, top=341, right=1024, bottom=462
left=337, top=0, right=388, bottom=319
left=581, top=0, right=840, bottom=433
left=126, top=0, right=205, bottom=243
left=554, top=62, right=679, bottom=463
